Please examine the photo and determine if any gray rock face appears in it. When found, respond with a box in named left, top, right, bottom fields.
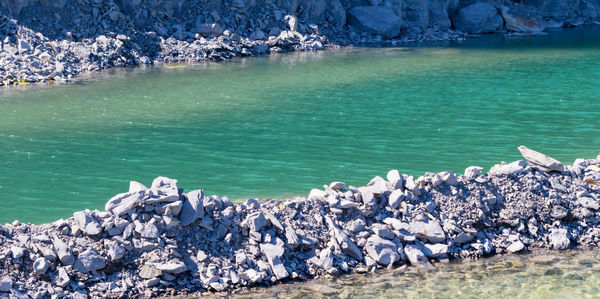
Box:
left=453, top=3, right=504, bottom=33
left=404, top=244, right=432, bottom=268
left=501, top=6, right=545, bottom=32
left=74, top=249, right=106, bottom=273
left=408, top=221, right=446, bottom=243
left=73, top=210, right=102, bottom=236
left=549, top=228, right=570, bottom=250
left=348, top=6, right=403, bottom=38
left=364, top=235, right=400, bottom=266
left=179, top=190, right=204, bottom=226
left=518, top=146, right=564, bottom=172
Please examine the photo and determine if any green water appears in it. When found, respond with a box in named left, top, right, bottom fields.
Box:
left=230, top=250, right=600, bottom=298
left=1, top=27, right=600, bottom=224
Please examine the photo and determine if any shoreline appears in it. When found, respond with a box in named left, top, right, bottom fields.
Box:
left=2, top=146, right=600, bottom=298
left=2, top=0, right=600, bottom=87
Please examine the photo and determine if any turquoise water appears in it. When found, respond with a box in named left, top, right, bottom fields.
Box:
left=1, top=27, right=599, bottom=224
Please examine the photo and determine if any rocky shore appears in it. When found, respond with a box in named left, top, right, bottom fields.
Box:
left=1, top=146, right=600, bottom=298
left=2, top=0, right=600, bottom=86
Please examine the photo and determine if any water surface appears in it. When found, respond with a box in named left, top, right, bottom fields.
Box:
left=230, top=250, right=600, bottom=298
left=1, top=27, right=599, bottom=224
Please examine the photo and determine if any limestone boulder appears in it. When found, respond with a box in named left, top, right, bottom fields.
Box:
left=348, top=6, right=403, bottom=38
left=453, top=3, right=503, bottom=33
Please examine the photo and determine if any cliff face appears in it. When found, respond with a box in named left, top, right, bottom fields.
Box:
left=1, top=0, right=599, bottom=41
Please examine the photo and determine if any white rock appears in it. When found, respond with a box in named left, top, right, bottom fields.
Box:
left=422, top=243, right=449, bottom=258
left=386, top=169, right=404, bottom=190
left=408, top=221, right=446, bottom=243
left=10, top=246, right=24, bottom=259
left=464, top=166, right=483, bottom=179
left=329, top=181, right=346, bottom=190
left=155, top=261, right=187, bottom=274
left=507, top=240, right=525, bottom=253
left=404, top=244, right=432, bottom=268
left=0, top=277, right=12, bottom=292
left=388, top=189, right=405, bottom=209
left=549, top=228, right=570, bottom=250
left=180, top=190, right=204, bottom=226
left=33, top=257, right=50, bottom=274
left=489, top=160, right=527, bottom=176
left=518, top=145, right=564, bottom=172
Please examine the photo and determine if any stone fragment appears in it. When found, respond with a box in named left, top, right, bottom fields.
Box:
left=260, top=238, right=288, bottom=280
left=105, top=241, right=125, bottom=261
left=489, top=160, right=528, bottom=176
left=518, top=146, right=564, bottom=172
left=10, top=246, right=24, bottom=259
left=73, top=210, right=102, bottom=236
left=422, top=243, right=449, bottom=258
left=309, top=189, right=326, bottom=200
left=139, top=265, right=162, bottom=279
left=329, top=181, right=345, bottom=190
left=53, top=237, right=75, bottom=265
left=105, top=190, right=146, bottom=216
left=408, top=221, right=446, bottom=243
left=404, top=244, right=432, bottom=268
left=141, top=222, right=160, bottom=239
left=388, top=189, right=405, bottom=209
left=54, top=268, right=70, bottom=287
left=180, top=190, right=204, bottom=226
left=0, top=277, right=12, bottom=292
left=507, top=240, right=525, bottom=253
left=347, top=6, right=403, bottom=39
left=439, top=171, right=458, bottom=186
left=246, top=212, right=267, bottom=232
left=464, top=166, right=483, bottom=179
left=148, top=176, right=180, bottom=203
left=549, top=228, right=570, bottom=250
left=386, top=170, right=404, bottom=190
left=155, top=261, right=187, bottom=274
left=364, top=235, right=400, bottom=266
left=74, top=249, right=106, bottom=273
left=33, top=257, right=50, bottom=274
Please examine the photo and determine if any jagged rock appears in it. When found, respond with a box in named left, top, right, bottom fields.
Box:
left=10, top=246, right=24, bottom=259
left=260, top=238, right=288, bottom=280
left=439, top=171, right=458, bottom=186
left=422, top=243, right=448, bottom=257
left=73, top=210, right=102, bottom=236
left=453, top=3, right=504, bottom=34
left=347, top=6, right=403, bottom=38
left=549, top=228, right=570, bottom=250
left=53, top=237, right=75, bottom=265
left=404, top=244, right=432, bottom=268
left=148, top=176, right=180, bottom=203
left=386, top=170, right=404, bottom=190
left=54, top=268, right=70, bottom=287
left=33, top=258, right=50, bottom=274
left=141, top=222, right=160, bottom=239
left=518, top=146, right=564, bottom=172
left=74, top=249, right=106, bottom=273
left=180, top=190, right=204, bottom=226
left=155, top=261, right=187, bottom=274
left=364, top=235, right=400, bottom=266
left=329, top=181, right=345, bottom=190
left=388, top=189, right=405, bottom=209
left=408, top=221, right=446, bottom=243
left=105, top=190, right=146, bottom=216
left=105, top=241, right=125, bottom=261
left=464, top=166, right=483, bottom=179
left=246, top=212, right=267, bottom=232
left=507, top=240, right=525, bottom=253
left=489, top=160, right=528, bottom=176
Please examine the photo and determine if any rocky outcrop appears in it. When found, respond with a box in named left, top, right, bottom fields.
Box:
left=347, top=6, right=403, bottom=38
left=452, top=3, right=504, bottom=33
left=1, top=147, right=600, bottom=297
left=2, top=0, right=600, bottom=86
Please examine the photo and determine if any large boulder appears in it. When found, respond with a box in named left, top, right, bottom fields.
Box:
left=501, top=5, right=545, bottom=32
left=452, top=3, right=503, bottom=33
left=348, top=6, right=403, bottom=38
left=403, top=0, right=430, bottom=28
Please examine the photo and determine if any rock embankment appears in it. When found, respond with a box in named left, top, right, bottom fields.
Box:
left=1, top=0, right=600, bottom=86
left=2, top=146, right=600, bottom=298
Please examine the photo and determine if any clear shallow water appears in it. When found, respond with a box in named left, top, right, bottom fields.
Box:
left=1, top=27, right=600, bottom=224
left=230, top=250, right=600, bottom=298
